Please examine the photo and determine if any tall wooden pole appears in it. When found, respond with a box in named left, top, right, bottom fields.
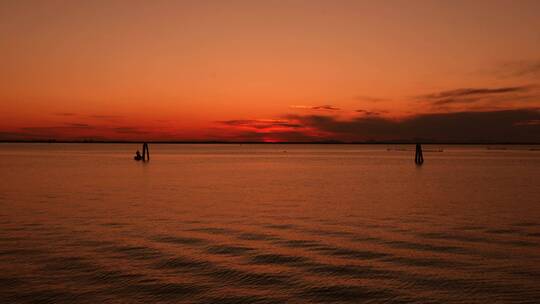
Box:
left=415, top=143, right=424, bottom=165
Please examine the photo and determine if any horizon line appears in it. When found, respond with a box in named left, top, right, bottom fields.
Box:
left=1, top=140, right=539, bottom=145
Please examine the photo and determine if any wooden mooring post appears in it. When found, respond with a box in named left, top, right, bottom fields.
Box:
left=415, top=143, right=424, bottom=165
left=142, top=143, right=150, bottom=161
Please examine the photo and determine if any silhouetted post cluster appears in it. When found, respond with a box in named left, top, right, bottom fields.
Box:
left=415, top=143, right=424, bottom=165
left=134, top=143, right=150, bottom=161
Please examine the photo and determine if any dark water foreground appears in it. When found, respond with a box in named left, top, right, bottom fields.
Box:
left=1, top=144, right=539, bottom=303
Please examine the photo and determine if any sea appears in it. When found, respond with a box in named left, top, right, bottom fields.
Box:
left=1, top=143, right=539, bottom=303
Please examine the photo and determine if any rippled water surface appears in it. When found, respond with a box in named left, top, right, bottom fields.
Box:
left=1, top=143, right=540, bottom=303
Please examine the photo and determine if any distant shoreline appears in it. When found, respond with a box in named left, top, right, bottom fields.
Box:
left=1, top=141, right=539, bottom=145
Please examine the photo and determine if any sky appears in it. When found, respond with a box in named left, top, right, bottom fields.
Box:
left=1, top=0, right=539, bottom=142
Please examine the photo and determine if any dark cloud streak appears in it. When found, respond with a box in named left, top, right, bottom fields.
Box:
left=418, top=85, right=538, bottom=108
left=90, top=115, right=122, bottom=120
left=54, top=112, right=76, bottom=116
left=311, top=105, right=340, bottom=111
left=218, top=119, right=302, bottom=129
left=290, top=109, right=540, bottom=143
left=420, top=86, right=529, bottom=100
left=499, top=60, right=540, bottom=77
left=289, top=105, right=340, bottom=111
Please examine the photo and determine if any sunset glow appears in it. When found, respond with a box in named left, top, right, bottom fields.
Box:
left=1, top=0, right=539, bottom=142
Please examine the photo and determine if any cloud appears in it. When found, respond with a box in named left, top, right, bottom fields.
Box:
left=52, top=113, right=123, bottom=120
left=498, top=59, right=540, bottom=77
left=54, top=112, right=76, bottom=116
left=289, top=105, right=340, bottom=111
left=420, top=86, right=529, bottom=100
left=90, top=114, right=122, bottom=119
left=417, top=85, right=537, bottom=107
left=312, top=105, right=340, bottom=111
left=218, top=119, right=302, bottom=129
left=513, top=61, right=540, bottom=76
left=7, top=107, right=540, bottom=142
left=215, top=118, right=328, bottom=142
left=289, top=109, right=540, bottom=142
left=216, top=108, right=540, bottom=142
left=356, top=109, right=387, bottom=116
left=6, top=123, right=156, bottom=140
left=22, top=124, right=95, bottom=132
left=12, top=124, right=100, bottom=140
left=213, top=129, right=324, bottom=142
left=64, top=123, right=92, bottom=128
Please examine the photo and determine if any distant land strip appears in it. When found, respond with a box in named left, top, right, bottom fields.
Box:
left=1, top=140, right=539, bottom=145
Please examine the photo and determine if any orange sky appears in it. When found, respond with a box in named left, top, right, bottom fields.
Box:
left=1, top=0, right=539, bottom=142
